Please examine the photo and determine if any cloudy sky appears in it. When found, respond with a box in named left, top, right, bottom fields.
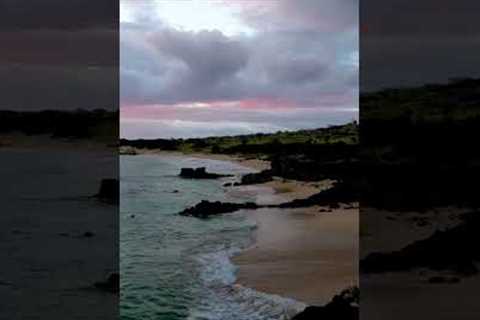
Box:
left=120, top=0, right=359, bottom=138
left=361, top=0, right=480, bottom=91
left=0, top=0, right=117, bottom=111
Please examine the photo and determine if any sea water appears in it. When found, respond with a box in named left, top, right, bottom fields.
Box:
left=120, top=155, right=304, bottom=320
left=0, top=148, right=117, bottom=319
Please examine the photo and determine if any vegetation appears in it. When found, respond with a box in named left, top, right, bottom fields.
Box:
left=0, top=109, right=118, bottom=143
left=362, top=78, right=480, bottom=122
left=120, top=121, right=358, bottom=158
left=360, top=78, right=480, bottom=210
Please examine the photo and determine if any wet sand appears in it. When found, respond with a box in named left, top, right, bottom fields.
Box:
left=361, top=207, right=480, bottom=320
left=233, top=207, right=359, bottom=305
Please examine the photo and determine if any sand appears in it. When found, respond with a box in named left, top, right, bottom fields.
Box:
left=360, top=207, right=480, bottom=320
left=122, top=148, right=271, bottom=171
left=233, top=207, right=359, bottom=305
left=123, top=149, right=359, bottom=306
left=125, top=150, right=358, bottom=305
left=263, top=178, right=334, bottom=203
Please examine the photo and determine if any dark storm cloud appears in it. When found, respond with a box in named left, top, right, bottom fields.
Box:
left=362, top=0, right=480, bottom=90
left=0, top=0, right=117, bottom=30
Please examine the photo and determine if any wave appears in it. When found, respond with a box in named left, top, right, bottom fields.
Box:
left=189, top=243, right=306, bottom=320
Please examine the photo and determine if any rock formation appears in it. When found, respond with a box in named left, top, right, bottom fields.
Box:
left=179, top=167, right=232, bottom=179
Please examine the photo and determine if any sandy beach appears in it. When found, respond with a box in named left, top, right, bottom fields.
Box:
left=120, top=147, right=271, bottom=171
left=233, top=207, right=358, bottom=305
left=121, top=149, right=359, bottom=306
left=360, top=207, right=480, bottom=320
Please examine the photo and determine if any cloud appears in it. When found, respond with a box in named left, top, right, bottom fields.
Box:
left=0, top=0, right=117, bottom=30
left=120, top=0, right=358, bottom=137
left=121, top=24, right=357, bottom=108
left=120, top=102, right=357, bottom=139
left=0, top=64, right=117, bottom=110
left=237, top=0, right=358, bottom=33
left=0, top=1, right=118, bottom=110
left=363, top=0, right=480, bottom=36
left=362, top=0, right=480, bottom=90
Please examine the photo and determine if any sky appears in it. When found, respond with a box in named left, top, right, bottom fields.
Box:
left=120, top=0, right=359, bottom=138
left=0, top=0, right=118, bottom=111
left=1, top=0, right=477, bottom=122
left=361, top=0, right=480, bottom=91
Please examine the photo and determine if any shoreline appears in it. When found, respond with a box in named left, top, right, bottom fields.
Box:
left=125, top=150, right=358, bottom=307
left=120, top=147, right=271, bottom=171
left=0, top=133, right=116, bottom=151
left=233, top=206, right=359, bottom=306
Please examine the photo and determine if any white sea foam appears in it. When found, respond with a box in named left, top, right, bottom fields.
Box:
left=189, top=245, right=306, bottom=320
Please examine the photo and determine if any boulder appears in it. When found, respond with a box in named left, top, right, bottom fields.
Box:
left=179, top=200, right=260, bottom=218
left=179, top=167, right=232, bottom=179
left=292, top=287, right=359, bottom=320
left=239, top=170, right=273, bottom=185
left=428, top=276, right=460, bottom=284
left=361, top=212, right=480, bottom=276
left=96, top=178, right=119, bottom=203
left=94, top=273, right=119, bottom=293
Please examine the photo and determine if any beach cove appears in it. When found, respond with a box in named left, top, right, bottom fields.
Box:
left=120, top=152, right=358, bottom=319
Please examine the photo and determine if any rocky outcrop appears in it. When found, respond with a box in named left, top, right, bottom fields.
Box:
left=94, top=273, right=119, bottom=293
left=96, top=178, right=119, bottom=203
left=179, top=167, right=232, bottom=179
left=119, top=146, right=138, bottom=155
left=180, top=180, right=357, bottom=218
left=361, top=212, right=480, bottom=276
left=292, top=287, right=359, bottom=320
left=279, top=180, right=358, bottom=208
left=237, top=169, right=273, bottom=185
left=179, top=200, right=260, bottom=218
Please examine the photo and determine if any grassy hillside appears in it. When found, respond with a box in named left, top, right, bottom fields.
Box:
left=362, top=78, right=480, bottom=121
left=121, top=121, right=358, bottom=157
left=0, top=109, right=118, bottom=144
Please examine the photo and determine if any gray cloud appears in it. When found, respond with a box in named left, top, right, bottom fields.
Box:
left=0, top=0, right=117, bottom=30
left=121, top=24, right=357, bottom=108
left=121, top=106, right=357, bottom=139
left=362, top=0, right=480, bottom=90
left=238, top=0, right=357, bottom=33
left=363, top=0, right=480, bottom=36
left=0, top=1, right=118, bottom=110
left=120, top=0, right=358, bottom=137
left=0, top=64, right=117, bottom=110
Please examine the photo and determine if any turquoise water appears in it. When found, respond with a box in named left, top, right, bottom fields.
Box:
left=120, top=155, right=303, bottom=320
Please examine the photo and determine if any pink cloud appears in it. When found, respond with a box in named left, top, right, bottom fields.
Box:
left=121, top=97, right=296, bottom=119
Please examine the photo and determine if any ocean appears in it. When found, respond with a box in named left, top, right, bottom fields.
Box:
left=0, top=148, right=117, bottom=319
left=120, top=154, right=304, bottom=320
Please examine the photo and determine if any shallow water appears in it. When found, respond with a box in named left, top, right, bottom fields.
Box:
left=0, top=148, right=117, bottom=319
left=120, top=155, right=304, bottom=320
